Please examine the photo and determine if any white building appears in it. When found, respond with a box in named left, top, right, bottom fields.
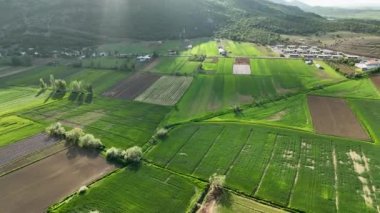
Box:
left=218, top=48, right=227, bottom=56
left=355, top=60, right=380, bottom=71
left=137, top=55, right=152, bottom=62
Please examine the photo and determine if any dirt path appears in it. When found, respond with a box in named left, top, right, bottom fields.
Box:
left=332, top=147, right=339, bottom=212
left=0, top=147, right=116, bottom=213
left=0, top=66, right=37, bottom=79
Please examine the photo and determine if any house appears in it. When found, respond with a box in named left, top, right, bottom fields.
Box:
left=187, top=45, right=193, bottom=49
left=332, top=55, right=343, bottom=59
left=315, top=64, right=323, bottom=69
left=287, top=45, right=297, bottom=49
left=299, top=45, right=309, bottom=50
left=355, top=60, right=380, bottom=71
left=347, top=55, right=360, bottom=60
left=99, top=52, right=108, bottom=57
left=218, top=47, right=227, bottom=56
left=303, top=54, right=316, bottom=59
left=168, top=50, right=177, bottom=56
left=305, top=60, right=313, bottom=65
left=309, top=50, right=321, bottom=55
left=276, top=45, right=285, bottom=49
left=323, top=50, right=335, bottom=55
left=289, top=53, right=300, bottom=58
left=283, top=49, right=295, bottom=54
left=317, top=55, right=332, bottom=59
left=137, top=55, right=152, bottom=62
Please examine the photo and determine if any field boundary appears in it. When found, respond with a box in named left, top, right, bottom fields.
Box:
left=252, top=134, right=279, bottom=196
left=190, top=126, right=226, bottom=175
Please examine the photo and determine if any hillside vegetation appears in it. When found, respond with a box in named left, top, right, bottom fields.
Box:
left=1, top=0, right=379, bottom=47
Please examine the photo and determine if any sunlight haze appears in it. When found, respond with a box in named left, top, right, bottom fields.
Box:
left=289, top=0, right=380, bottom=8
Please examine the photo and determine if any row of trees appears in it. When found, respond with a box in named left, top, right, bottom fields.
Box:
left=106, top=146, right=143, bottom=164
left=46, top=123, right=104, bottom=150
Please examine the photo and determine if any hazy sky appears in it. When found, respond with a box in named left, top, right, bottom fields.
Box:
left=290, top=0, right=380, bottom=8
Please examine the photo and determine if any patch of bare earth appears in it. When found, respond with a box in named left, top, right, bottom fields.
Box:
left=267, top=110, right=287, bottom=122
left=371, top=75, right=380, bottom=91
left=307, top=95, right=370, bottom=141
left=332, top=147, right=339, bottom=211
left=0, top=147, right=116, bottom=213
left=103, top=72, right=160, bottom=100
left=347, top=150, right=379, bottom=210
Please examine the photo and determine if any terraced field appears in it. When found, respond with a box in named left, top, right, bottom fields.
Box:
left=135, top=76, right=193, bottom=106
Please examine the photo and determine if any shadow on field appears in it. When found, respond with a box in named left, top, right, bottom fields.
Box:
left=65, top=146, right=100, bottom=160
left=219, top=191, right=232, bottom=208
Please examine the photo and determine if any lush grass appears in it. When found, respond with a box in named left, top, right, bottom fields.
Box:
left=349, top=99, right=380, bottom=143
left=0, top=116, right=43, bottom=147
left=222, top=40, right=263, bottom=57
left=51, top=164, right=205, bottom=213
left=81, top=57, right=134, bottom=70
left=182, top=40, right=219, bottom=56
left=147, top=122, right=380, bottom=212
left=23, top=97, right=170, bottom=149
left=150, top=57, right=200, bottom=74
left=216, top=58, right=234, bottom=74
left=312, top=78, right=380, bottom=99
left=218, top=192, right=286, bottom=213
left=0, top=87, right=56, bottom=117
left=211, top=95, right=312, bottom=131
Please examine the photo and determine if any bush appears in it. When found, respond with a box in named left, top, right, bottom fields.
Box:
left=65, top=128, right=85, bottom=144
left=46, top=122, right=66, bottom=138
left=155, top=128, right=168, bottom=139
left=77, top=186, right=88, bottom=195
left=79, top=134, right=104, bottom=150
left=124, top=146, right=143, bottom=163
left=106, top=147, right=125, bottom=162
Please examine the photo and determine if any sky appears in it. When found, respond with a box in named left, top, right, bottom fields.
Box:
left=289, top=0, right=380, bottom=8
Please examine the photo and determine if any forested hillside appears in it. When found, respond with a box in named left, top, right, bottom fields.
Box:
left=0, top=0, right=379, bottom=47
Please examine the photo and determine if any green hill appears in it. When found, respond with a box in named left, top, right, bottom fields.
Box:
left=0, top=0, right=379, bottom=47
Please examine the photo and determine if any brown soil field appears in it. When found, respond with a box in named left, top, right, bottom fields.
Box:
left=103, top=72, right=160, bottom=99
left=235, top=57, right=250, bottom=64
left=307, top=96, right=370, bottom=141
left=371, top=75, right=380, bottom=91
left=0, top=148, right=116, bottom=213
left=0, top=134, right=59, bottom=167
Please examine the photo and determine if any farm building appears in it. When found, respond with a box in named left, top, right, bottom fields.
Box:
left=315, top=64, right=323, bottom=69
left=289, top=53, right=300, bottom=58
left=355, top=60, right=380, bottom=71
left=305, top=60, right=313, bottom=65
left=218, top=48, right=227, bottom=56
left=283, top=49, right=295, bottom=54
left=137, top=55, right=152, bottom=62
left=346, top=55, right=360, bottom=60
left=287, top=45, right=297, bottom=49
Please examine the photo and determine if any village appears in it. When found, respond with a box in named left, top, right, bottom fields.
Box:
left=272, top=44, right=380, bottom=71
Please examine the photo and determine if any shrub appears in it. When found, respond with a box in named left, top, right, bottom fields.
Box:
left=106, top=147, right=125, bottom=162
left=46, top=122, right=66, bottom=138
left=124, top=146, right=143, bottom=163
left=155, top=128, right=168, bottom=139
left=65, top=128, right=85, bottom=145
left=77, top=186, right=88, bottom=195
left=79, top=134, right=104, bottom=150
left=208, top=173, right=225, bottom=199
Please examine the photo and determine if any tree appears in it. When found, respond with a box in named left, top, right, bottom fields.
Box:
left=79, top=134, right=104, bottom=150
left=208, top=173, right=225, bottom=199
left=55, top=79, right=67, bottom=93
left=124, top=146, right=143, bottom=163
left=65, top=128, right=85, bottom=144
left=50, top=74, right=56, bottom=89
left=46, top=122, right=66, bottom=138
left=39, top=78, right=47, bottom=90
left=155, top=128, right=168, bottom=139
left=70, top=80, right=82, bottom=94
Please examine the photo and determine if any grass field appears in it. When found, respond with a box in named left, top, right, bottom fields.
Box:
left=221, top=40, right=264, bottom=57
left=51, top=164, right=205, bottom=213
left=312, top=78, right=380, bottom=99
left=217, top=192, right=286, bottom=213
left=148, top=57, right=200, bottom=74
left=81, top=57, right=134, bottom=71
left=349, top=99, right=380, bottom=143
left=23, top=97, right=170, bottom=149
left=135, top=76, right=193, bottom=106
left=147, top=122, right=380, bottom=212
left=0, top=116, right=43, bottom=148
left=212, top=95, right=312, bottom=131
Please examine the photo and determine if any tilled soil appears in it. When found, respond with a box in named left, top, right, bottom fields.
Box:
left=103, top=72, right=160, bottom=100
left=307, top=95, right=370, bottom=141
left=0, top=134, right=59, bottom=167
left=0, top=147, right=116, bottom=213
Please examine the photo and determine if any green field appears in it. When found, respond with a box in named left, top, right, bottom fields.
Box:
left=148, top=57, right=200, bottom=74
left=147, top=122, right=380, bottom=213
left=51, top=164, right=205, bottom=213
left=349, top=99, right=380, bottom=143
left=218, top=192, right=286, bottom=213
left=0, top=116, right=43, bottom=147
left=212, top=94, right=312, bottom=131
left=81, top=57, right=134, bottom=71
left=22, top=97, right=170, bottom=149
left=312, top=78, right=380, bottom=99
left=222, top=40, right=263, bottom=57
